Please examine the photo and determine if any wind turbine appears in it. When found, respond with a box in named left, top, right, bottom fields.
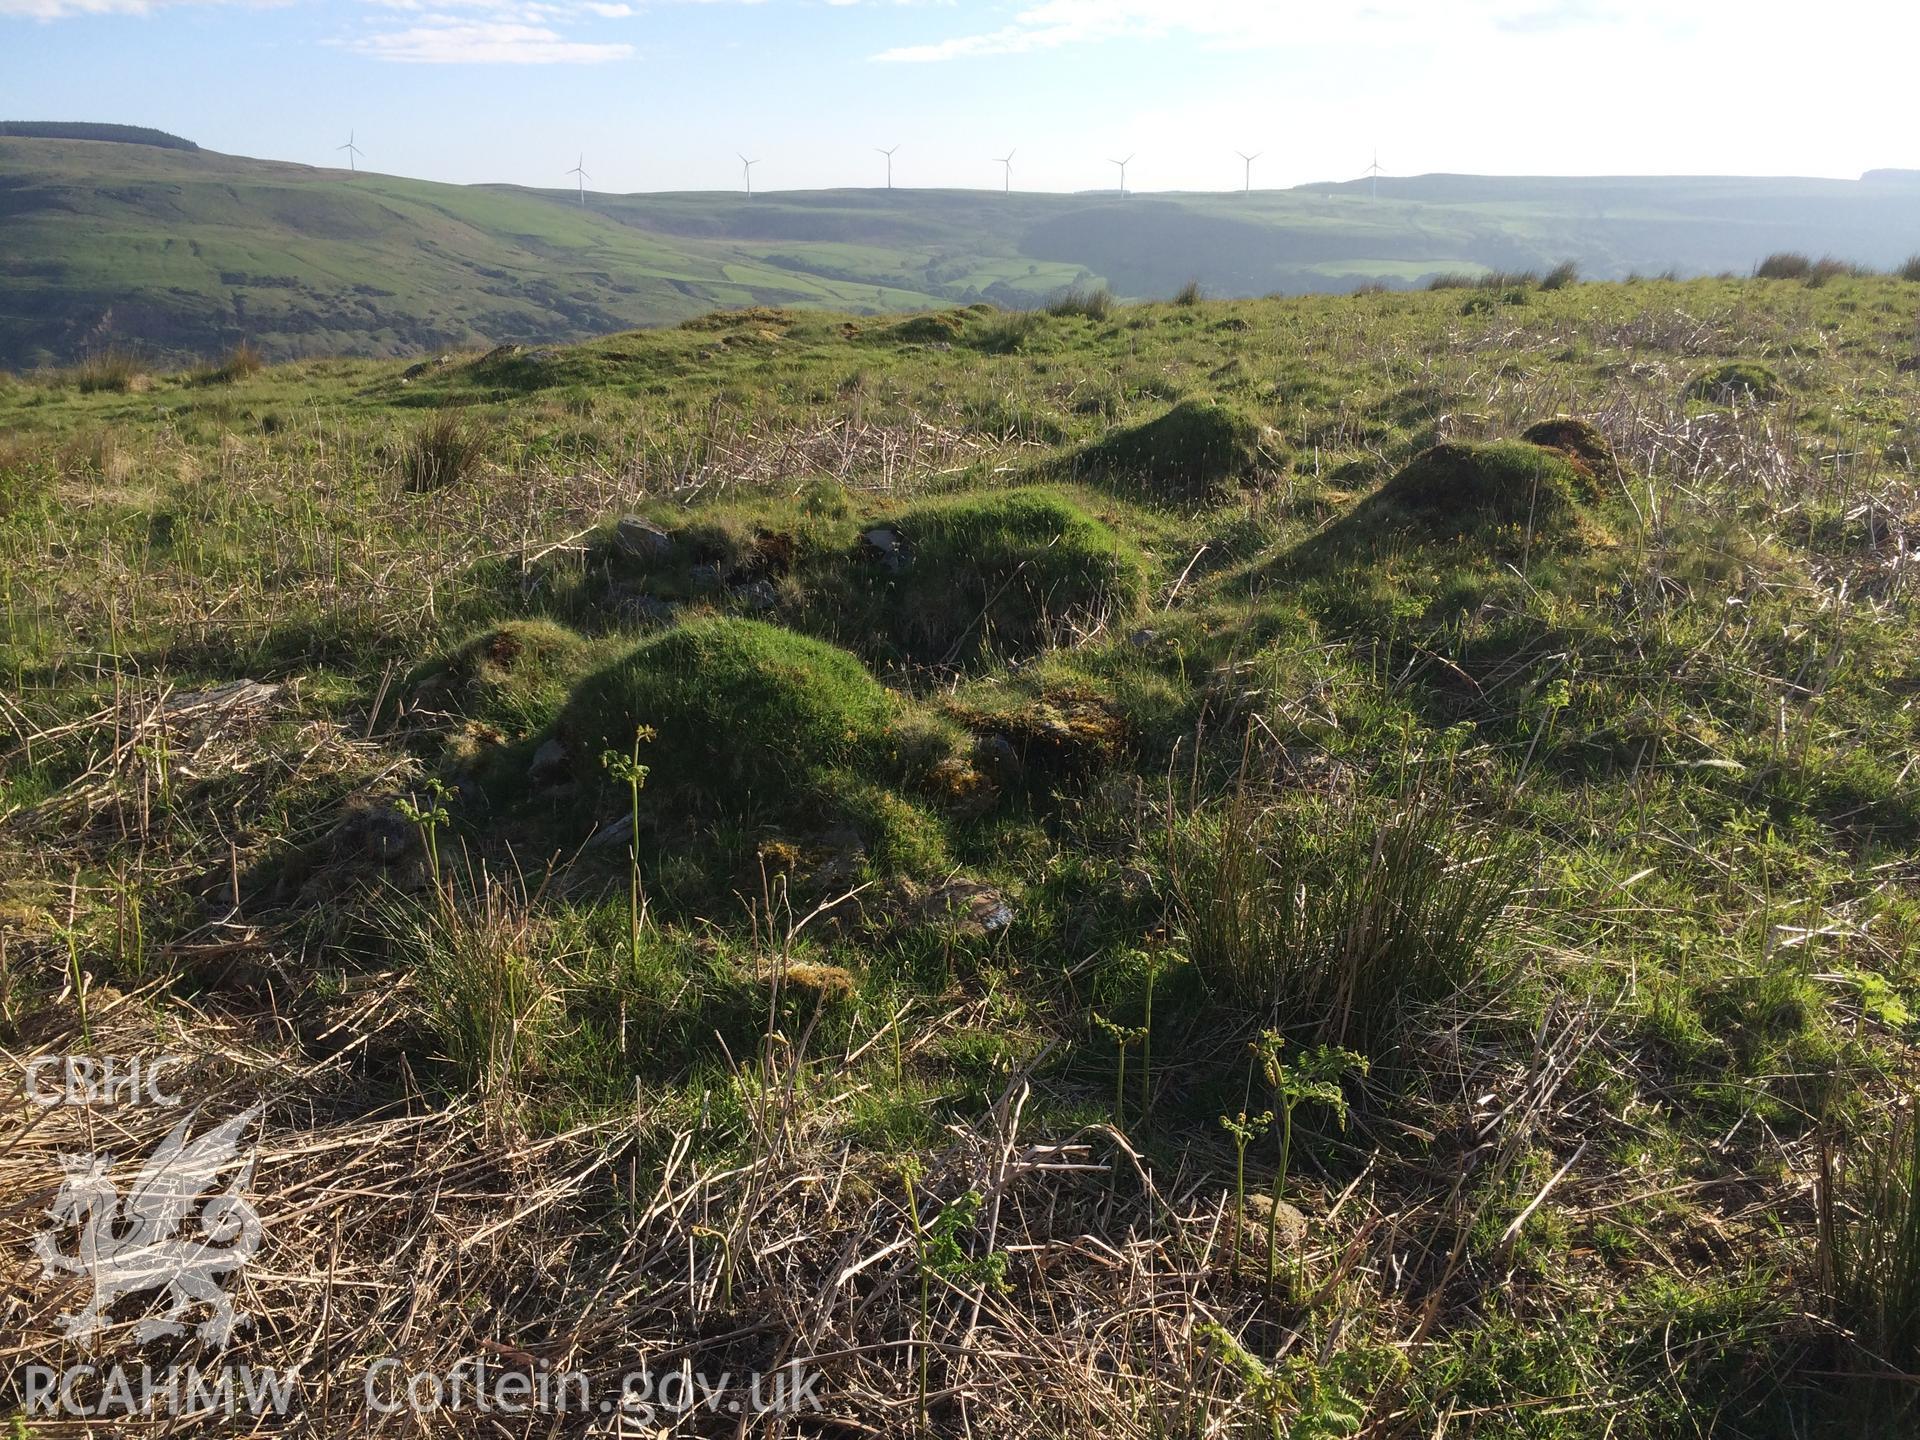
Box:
left=1236, top=150, right=1261, bottom=195
left=994, top=149, right=1015, bottom=193
left=739, top=154, right=760, bottom=199
left=876, top=145, right=899, bottom=190
left=1109, top=153, right=1134, bottom=198
left=567, top=153, right=590, bottom=206
left=337, top=130, right=363, bottom=174
left=1365, top=149, right=1384, bottom=201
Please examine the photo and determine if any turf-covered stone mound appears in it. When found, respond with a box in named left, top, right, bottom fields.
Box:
left=1687, top=361, right=1782, bottom=404
left=876, top=310, right=976, bottom=344
left=408, top=619, right=594, bottom=742
left=1077, top=397, right=1267, bottom=504
left=881, top=488, right=1150, bottom=666
left=1372, top=440, right=1602, bottom=539
left=1520, top=417, right=1623, bottom=485
left=552, top=617, right=968, bottom=896
left=560, top=617, right=895, bottom=807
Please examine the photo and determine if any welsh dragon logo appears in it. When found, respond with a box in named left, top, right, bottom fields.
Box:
left=34, top=1106, right=263, bottom=1347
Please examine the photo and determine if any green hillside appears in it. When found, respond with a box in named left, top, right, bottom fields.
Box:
left=6, top=274, right=1920, bottom=1432
left=6, top=135, right=1920, bottom=368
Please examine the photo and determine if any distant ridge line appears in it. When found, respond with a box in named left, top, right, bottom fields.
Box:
left=0, top=121, right=198, bottom=151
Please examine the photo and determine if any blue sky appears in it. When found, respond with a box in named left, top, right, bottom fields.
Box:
left=3, top=0, right=1915, bottom=194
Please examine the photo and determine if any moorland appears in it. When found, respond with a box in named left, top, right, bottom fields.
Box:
left=3, top=268, right=1920, bottom=1436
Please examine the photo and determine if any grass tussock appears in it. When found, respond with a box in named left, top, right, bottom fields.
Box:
left=404, top=409, right=490, bottom=491
left=1757, top=252, right=1816, bottom=280
left=1898, top=254, right=1920, bottom=283
left=199, top=340, right=265, bottom=384
left=1757, top=251, right=1870, bottom=286
left=71, top=346, right=144, bottom=394
left=397, top=872, right=562, bottom=1102
left=1540, top=260, right=1581, bottom=291
left=1173, top=278, right=1204, bottom=306
left=408, top=618, right=595, bottom=742
left=1820, top=1101, right=1920, bottom=1370
left=1045, top=285, right=1115, bottom=321
left=1164, top=767, right=1527, bottom=1049
left=969, top=310, right=1045, bottom=354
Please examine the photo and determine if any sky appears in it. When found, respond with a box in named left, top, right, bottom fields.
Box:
left=3, top=0, right=1917, bottom=195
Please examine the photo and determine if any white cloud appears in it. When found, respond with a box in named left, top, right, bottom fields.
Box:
left=870, top=0, right=1754, bottom=62
left=348, top=0, right=635, bottom=62
left=0, top=0, right=268, bottom=16
left=351, top=18, right=632, bottom=61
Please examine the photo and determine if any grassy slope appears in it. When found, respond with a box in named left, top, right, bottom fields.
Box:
left=3, top=275, right=1920, bottom=1434
left=9, top=136, right=1920, bottom=368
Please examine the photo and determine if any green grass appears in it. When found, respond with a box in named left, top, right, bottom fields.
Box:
left=5, top=273, right=1920, bottom=1433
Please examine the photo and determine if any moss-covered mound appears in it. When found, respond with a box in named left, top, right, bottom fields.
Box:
left=1520, top=417, right=1622, bottom=484
left=1373, top=440, right=1600, bottom=537
left=878, top=310, right=973, bottom=344
left=1688, top=361, right=1782, bottom=404
left=559, top=617, right=896, bottom=807
left=884, top=488, right=1150, bottom=666
left=408, top=619, right=593, bottom=740
left=1078, top=398, right=1267, bottom=504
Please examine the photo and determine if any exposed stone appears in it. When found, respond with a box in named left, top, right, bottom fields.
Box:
left=614, top=516, right=674, bottom=563
left=614, top=590, right=676, bottom=626
left=527, top=738, right=570, bottom=785
left=735, top=578, right=779, bottom=612
left=332, top=801, right=417, bottom=866
left=1241, top=1193, right=1309, bottom=1249
left=913, top=879, right=1014, bottom=936
left=589, top=813, right=635, bottom=850
left=972, top=734, right=1023, bottom=788
left=806, top=826, right=868, bottom=892
left=861, top=526, right=907, bottom=573
left=160, top=679, right=283, bottom=722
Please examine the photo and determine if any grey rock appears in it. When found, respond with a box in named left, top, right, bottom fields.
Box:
left=614, top=516, right=674, bottom=563
left=735, top=578, right=778, bottom=612
left=807, top=826, right=868, bottom=891
left=972, top=734, right=1022, bottom=787
left=916, top=879, right=1015, bottom=937
left=528, top=738, right=570, bottom=785
left=1128, top=627, right=1159, bottom=649
left=861, top=527, right=908, bottom=573
left=617, top=591, right=676, bottom=626
left=589, top=813, right=635, bottom=850
left=333, top=803, right=416, bottom=866
left=161, top=679, right=282, bottom=721
left=690, top=563, right=725, bottom=590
